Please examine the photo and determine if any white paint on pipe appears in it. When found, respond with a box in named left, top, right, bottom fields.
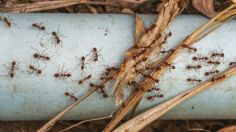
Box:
left=0, top=14, right=236, bottom=120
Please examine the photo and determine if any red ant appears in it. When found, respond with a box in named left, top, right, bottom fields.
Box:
left=186, top=64, right=202, bottom=70
left=77, top=56, right=90, bottom=71
left=6, top=61, right=19, bottom=78
left=51, top=31, right=61, bottom=46
left=90, top=83, right=108, bottom=98
left=64, top=92, right=78, bottom=101
left=31, top=47, right=51, bottom=62
left=162, top=32, right=172, bottom=43
left=28, top=64, right=43, bottom=76
left=211, top=75, right=226, bottom=82
left=229, top=62, right=236, bottom=66
left=164, top=62, right=175, bottom=69
left=147, top=87, right=160, bottom=92
left=138, top=71, right=159, bottom=83
left=91, top=47, right=103, bottom=62
left=192, top=55, right=209, bottom=61
left=160, top=48, right=175, bottom=55
left=207, top=60, right=221, bottom=65
left=78, top=74, right=92, bottom=85
left=146, top=93, right=164, bottom=101
left=182, top=44, right=197, bottom=52
left=0, top=15, right=11, bottom=28
left=32, top=23, right=46, bottom=31
left=186, top=78, right=201, bottom=83
left=54, top=64, right=72, bottom=80
left=204, top=69, right=220, bottom=76
left=209, top=50, right=224, bottom=58
left=146, top=66, right=161, bottom=71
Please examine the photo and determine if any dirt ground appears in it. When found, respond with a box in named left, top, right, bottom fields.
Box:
left=1, top=120, right=236, bottom=132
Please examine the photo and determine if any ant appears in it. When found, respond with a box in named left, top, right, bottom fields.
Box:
left=186, top=78, right=201, bottom=83
left=138, top=71, right=159, bottom=83
left=229, top=62, right=236, bottom=66
left=207, top=60, right=221, bottom=65
left=185, top=64, right=202, bottom=70
left=182, top=44, right=197, bottom=52
left=64, top=92, right=78, bottom=101
left=90, top=83, right=108, bottom=98
left=78, top=74, right=92, bottom=85
left=28, top=64, right=43, bottom=76
left=77, top=56, right=90, bottom=71
left=54, top=64, right=72, bottom=80
left=147, top=87, right=160, bottom=92
left=146, top=93, right=164, bottom=101
left=160, top=48, right=175, bottom=55
left=51, top=31, right=61, bottom=46
left=162, top=32, right=172, bottom=43
left=209, top=50, right=224, bottom=58
left=204, top=69, right=220, bottom=76
left=6, top=61, right=19, bottom=78
left=32, top=23, right=46, bottom=31
left=90, top=47, right=103, bottom=62
left=50, top=26, right=65, bottom=47
left=146, top=65, right=161, bottom=71
left=0, top=15, right=11, bottom=28
left=192, top=55, right=209, bottom=61
left=164, top=62, right=175, bottom=69
left=31, top=46, right=50, bottom=62
left=211, top=75, right=226, bottom=82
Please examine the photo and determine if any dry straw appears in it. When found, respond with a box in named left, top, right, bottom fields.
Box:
left=104, top=4, right=236, bottom=132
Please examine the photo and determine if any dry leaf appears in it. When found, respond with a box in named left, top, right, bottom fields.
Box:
left=135, top=15, right=146, bottom=41
left=121, top=8, right=134, bottom=14
left=192, top=0, right=218, bottom=18
left=218, top=125, right=236, bottom=132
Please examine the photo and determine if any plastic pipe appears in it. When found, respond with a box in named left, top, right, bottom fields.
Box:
left=0, top=14, right=236, bottom=121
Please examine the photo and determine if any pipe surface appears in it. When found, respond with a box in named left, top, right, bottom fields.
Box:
left=0, top=14, right=236, bottom=120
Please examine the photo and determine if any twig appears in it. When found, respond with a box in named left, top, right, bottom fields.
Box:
left=37, top=86, right=97, bottom=132
left=104, top=4, right=236, bottom=132
left=59, top=111, right=115, bottom=132
left=113, top=66, right=236, bottom=132
left=0, top=0, right=147, bottom=13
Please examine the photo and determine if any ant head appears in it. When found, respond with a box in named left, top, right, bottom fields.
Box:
left=52, top=32, right=56, bottom=36
left=171, top=66, right=175, bottom=69
left=67, top=74, right=71, bottom=77
left=93, top=47, right=97, bottom=52
left=197, top=65, right=201, bottom=69
left=41, top=26, right=46, bottom=30
left=12, top=61, right=16, bottom=65
left=37, top=70, right=42, bottom=74
left=79, top=80, right=83, bottom=84
left=90, top=83, right=95, bottom=87
left=192, top=56, right=197, bottom=60
left=54, top=73, right=59, bottom=78
left=64, top=92, right=70, bottom=96
left=103, top=93, right=108, bottom=98
left=147, top=96, right=153, bottom=100
left=32, top=23, right=37, bottom=27
left=29, top=65, right=34, bottom=69
left=33, top=53, right=39, bottom=58
left=187, top=78, right=191, bottom=82
left=205, top=72, right=209, bottom=76
left=81, top=56, right=85, bottom=61
left=46, top=57, right=50, bottom=60
left=194, top=48, right=197, bottom=52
